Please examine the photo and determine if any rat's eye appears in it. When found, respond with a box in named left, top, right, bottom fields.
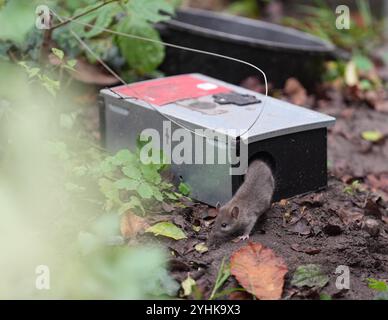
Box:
left=221, top=223, right=228, bottom=228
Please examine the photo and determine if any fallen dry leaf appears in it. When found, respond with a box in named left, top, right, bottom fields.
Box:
left=375, top=100, right=388, bottom=113
left=336, top=208, right=363, bottom=225
left=228, top=291, right=253, bottom=300
left=120, top=211, right=149, bottom=239
left=287, top=217, right=311, bottom=235
left=230, top=242, right=288, bottom=300
left=290, top=244, right=321, bottom=255
left=279, top=199, right=289, bottom=207
left=364, top=197, right=383, bottom=219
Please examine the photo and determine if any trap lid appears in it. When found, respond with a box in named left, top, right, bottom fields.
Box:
left=101, top=74, right=335, bottom=144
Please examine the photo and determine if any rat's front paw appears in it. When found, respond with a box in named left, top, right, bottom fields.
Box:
left=239, top=234, right=250, bottom=241
left=232, top=234, right=250, bottom=243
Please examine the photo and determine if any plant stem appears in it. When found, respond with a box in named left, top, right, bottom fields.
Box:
left=50, top=0, right=120, bottom=31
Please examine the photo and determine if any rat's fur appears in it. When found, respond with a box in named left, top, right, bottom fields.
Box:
left=209, top=159, right=275, bottom=245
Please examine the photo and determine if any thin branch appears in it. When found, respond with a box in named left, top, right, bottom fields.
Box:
left=50, top=0, right=119, bottom=31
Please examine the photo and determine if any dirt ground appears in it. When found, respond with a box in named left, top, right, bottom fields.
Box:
left=133, top=82, right=388, bottom=300
left=140, top=176, right=388, bottom=300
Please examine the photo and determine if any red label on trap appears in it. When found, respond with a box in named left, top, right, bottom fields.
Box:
left=113, top=75, right=231, bottom=106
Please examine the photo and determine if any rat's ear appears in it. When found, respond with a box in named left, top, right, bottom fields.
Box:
left=216, top=202, right=221, bottom=211
left=231, top=206, right=239, bottom=219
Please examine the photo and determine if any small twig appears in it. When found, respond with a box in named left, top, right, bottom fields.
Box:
left=50, top=0, right=119, bottom=31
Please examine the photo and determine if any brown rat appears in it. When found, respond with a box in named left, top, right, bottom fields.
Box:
left=208, top=159, right=275, bottom=245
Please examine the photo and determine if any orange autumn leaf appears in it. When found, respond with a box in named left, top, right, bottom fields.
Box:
left=120, top=211, right=149, bottom=239
left=230, top=242, right=288, bottom=300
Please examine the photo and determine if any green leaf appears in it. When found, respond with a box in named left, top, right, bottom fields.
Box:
left=122, top=164, right=142, bottom=179
left=178, top=182, right=191, bottom=196
left=137, top=182, right=154, bottom=199
left=361, top=130, right=384, bottom=143
left=113, top=149, right=136, bottom=166
left=165, top=192, right=179, bottom=200
left=359, top=79, right=373, bottom=91
left=67, top=59, right=78, bottom=68
left=181, top=274, right=196, bottom=297
left=127, top=0, right=175, bottom=24
left=291, top=264, right=329, bottom=288
left=99, top=157, right=117, bottom=174
left=353, top=54, right=374, bottom=72
left=0, top=1, right=36, bottom=44
left=367, top=278, right=388, bottom=292
left=72, top=2, right=120, bottom=39
left=116, top=19, right=165, bottom=74
left=209, top=257, right=231, bottom=300
left=141, top=164, right=161, bottom=184
left=52, top=48, right=65, bottom=60
left=114, top=178, right=140, bottom=191
left=146, top=221, right=187, bottom=240
left=151, top=187, right=164, bottom=202
left=320, top=293, right=332, bottom=300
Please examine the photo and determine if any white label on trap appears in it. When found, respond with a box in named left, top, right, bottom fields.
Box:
left=197, top=82, right=218, bottom=91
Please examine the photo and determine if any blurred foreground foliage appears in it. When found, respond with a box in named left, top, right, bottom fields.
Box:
left=0, top=0, right=183, bottom=299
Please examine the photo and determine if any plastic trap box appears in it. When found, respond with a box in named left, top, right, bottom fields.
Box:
left=100, top=74, right=335, bottom=206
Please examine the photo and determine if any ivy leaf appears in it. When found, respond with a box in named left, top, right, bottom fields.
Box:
left=127, top=0, right=175, bottom=24
left=52, top=48, right=64, bottom=61
left=113, top=149, right=136, bottom=166
left=122, top=164, right=142, bottom=180
left=179, top=182, right=191, bottom=196
left=137, top=182, right=154, bottom=199
left=114, top=178, right=140, bottom=191
left=116, top=19, right=165, bottom=74
left=146, top=221, right=187, bottom=240
left=151, top=187, right=164, bottom=202
left=99, top=157, right=117, bottom=174
left=291, top=264, right=329, bottom=288
left=141, top=165, right=162, bottom=184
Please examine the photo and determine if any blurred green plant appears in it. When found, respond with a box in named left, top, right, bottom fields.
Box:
left=367, top=278, right=388, bottom=300
left=283, top=0, right=383, bottom=54
left=0, top=54, right=179, bottom=301
left=227, top=0, right=261, bottom=18
left=0, top=0, right=184, bottom=299
left=282, top=1, right=386, bottom=92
